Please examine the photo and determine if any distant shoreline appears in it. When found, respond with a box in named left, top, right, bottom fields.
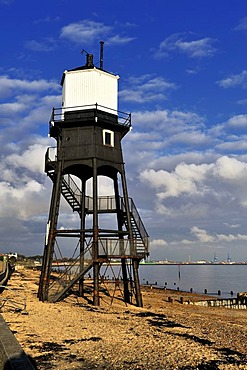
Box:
left=139, top=262, right=247, bottom=265
left=28, top=261, right=247, bottom=269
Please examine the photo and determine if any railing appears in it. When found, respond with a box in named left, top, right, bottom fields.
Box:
left=98, top=238, right=138, bottom=256
left=45, top=147, right=57, bottom=163
left=85, top=195, right=149, bottom=255
left=50, top=103, right=131, bottom=127
left=85, top=195, right=117, bottom=211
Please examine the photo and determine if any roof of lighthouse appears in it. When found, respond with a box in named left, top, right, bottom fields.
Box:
left=60, top=53, right=118, bottom=86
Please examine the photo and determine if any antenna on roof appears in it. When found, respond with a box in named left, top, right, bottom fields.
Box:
left=81, top=49, right=88, bottom=56
left=81, top=49, right=94, bottom=68
left=100, top=41, right=104, bottom=70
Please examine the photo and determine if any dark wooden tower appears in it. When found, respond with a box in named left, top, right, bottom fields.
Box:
left=38, top=45, right=149, bottom=306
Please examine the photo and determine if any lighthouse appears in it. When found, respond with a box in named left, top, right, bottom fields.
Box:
left=38, top=44, right=149, bottom=307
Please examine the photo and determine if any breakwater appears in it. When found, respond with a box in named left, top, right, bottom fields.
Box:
left=191, top=297, right=247, bottom=309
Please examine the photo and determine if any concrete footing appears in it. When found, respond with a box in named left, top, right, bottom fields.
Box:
left=0, top=314, right=36, bottom=370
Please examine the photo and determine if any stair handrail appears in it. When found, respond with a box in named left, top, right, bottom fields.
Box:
left=121, top=197, right=150, bottom=255
left=45, top=148, right=82, bottom=209
left=63, top=174, right=81, bottom=205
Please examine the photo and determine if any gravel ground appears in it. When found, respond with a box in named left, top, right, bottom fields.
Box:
left=1, top=267, right=247, bottom=369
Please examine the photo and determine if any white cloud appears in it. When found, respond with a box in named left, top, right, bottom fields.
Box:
left=155, top=33, right=216, bottom=58
left=216, top=140, right=247, bottom=152
left=148, top=152, right=216, bottom=172
left=191, top=226, right=215, bottom=243
left=217, top=70, right=247, bottom=89
left=132, top=109, right=204, bottom=133
left=155, top=204, right=173, bottom=216
left=0, top=0, right=13, bottom=4
left=86, top=176, right=115, bottom=196
left=236, top=234, right=247, bottom=240
left=234, top=17, right=247, bottom=31
left=237, top=99, right=247, bottom=105
left=223, top=223, right=240, bottom=229
left=0, top=136, right=54, bottom=222
left=213, top=156, right=247, bottom=181
left=138, top=155, right=247, bottom=226
left=106, top=35, right=135, bottom=45
left=168, top=131, right=210, bottom=146
left=60, top=20, right=134, bottom=46
left=0, top=179, right=47, bottom=219
left=120, top=90, right=165, bottom=103
left=0, top=75, right=59, bottom=99
left=227, top=114, right=247, bottom=128
left=186, top=68, right=200, bottom=75
left=216, top=234, right=237, bottom=242
left=151, top=239, right=168, bottom=247
left=208, top=114, right=247, bottom=152
left=164, top=225, right=247, bottom=249
left=140, top=162, right=212, bottom=199
left=173, top=227, right=247, bottom=245
left=33, top=16, right=60, bottom=24
left=120, top=75, right=176, bottom=103
left=25, top=38, right=57, bottom=52
left=60, top=20, right=111, bottom=44
left=140, top=77, right=176, bottom=91
left=180, top=239, right=194, bottom=245
left=0, top=102, right=26, bottom=115
left=5, top=141, right=48, bottom=174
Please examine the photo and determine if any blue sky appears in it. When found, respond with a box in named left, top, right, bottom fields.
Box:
left=1, top=0, right=247, bottom=262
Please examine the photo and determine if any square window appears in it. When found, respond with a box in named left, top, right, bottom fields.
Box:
left=103, top=130, right=114, bottom=147
left=105, top=132, right=111, bottom=145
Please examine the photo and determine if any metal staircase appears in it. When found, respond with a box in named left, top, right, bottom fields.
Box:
left=45, top=155, right=149, bottom=259
left=61, top=174, right=81, bottom=214
left=47, top=170, right=82, bottom=214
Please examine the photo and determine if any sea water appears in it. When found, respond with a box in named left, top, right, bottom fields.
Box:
left=139, top=264, right=247, bottom=299
left=61, top=262, right=247, bottom=299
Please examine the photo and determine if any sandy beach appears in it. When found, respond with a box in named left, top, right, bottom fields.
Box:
left=1, top=267, right=247, bottom=369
